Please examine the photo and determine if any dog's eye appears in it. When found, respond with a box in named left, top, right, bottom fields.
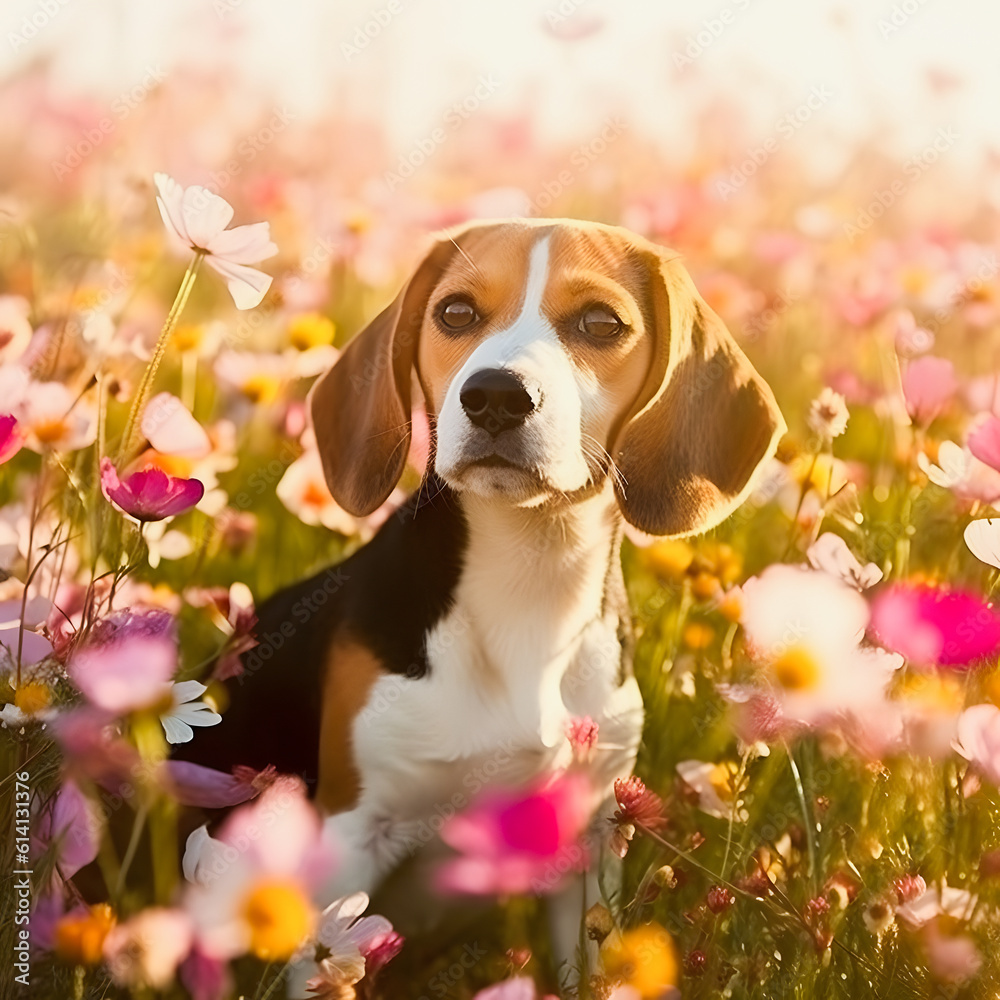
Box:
left=440, top=299, right=479, bottom=330
left=579, top=306, right=623, bottom=339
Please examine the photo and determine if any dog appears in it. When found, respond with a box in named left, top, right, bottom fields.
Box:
left=180, top=218, right=785, bottom=986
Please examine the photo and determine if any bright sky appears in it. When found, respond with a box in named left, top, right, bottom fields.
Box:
left=2, top=0, right=997, bottom=168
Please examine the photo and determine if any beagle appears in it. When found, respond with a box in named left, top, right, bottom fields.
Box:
left=180, top=218, right=784, bottom=977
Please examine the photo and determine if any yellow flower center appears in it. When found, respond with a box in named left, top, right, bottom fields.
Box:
left=14, top=681, right=51, bottom=715
left=709, top=762, right=738, bottom=802
left=288, top=313, right=335, bottom=351
left=172, top=323, right=205, bottom=352
left=33, top=419, right=69, bottom=445
left=55, top=904, right=115, bottom=965
left=242, top=880, right=313, bottom=961
left=602, top=924, right=678, bottom=998
left=772, top=646, right=821, bottom=692
left=242, top=374, right=281, bottom=404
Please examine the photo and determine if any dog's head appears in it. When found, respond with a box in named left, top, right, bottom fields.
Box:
left=309, top=219, right=785, bottom=537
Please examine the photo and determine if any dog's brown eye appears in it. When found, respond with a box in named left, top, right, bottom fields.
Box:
left=579, top=306, right=622, bottom=338
left=440, top=300, right=478, bottom=330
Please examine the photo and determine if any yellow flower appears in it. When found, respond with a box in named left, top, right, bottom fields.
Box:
left=55, top=904, right=116, bottom=965
left=682, top=622, right=714, bottom=650
left=602, top=923, right=678, bottom=998
left=14, top=681, right=51, bottom=716
left=242, top=880, right=313, bottom=960
left=691, top=571, right=721, bottom=601
left=172, top=323, right=206, bottom=352
left=288, top=312, right=336, bottom=351
left=242, top=373, right=281, bottom=404
left=644, top=539, right=693, bottom=580
left=708, top=761, right=740, bottom=803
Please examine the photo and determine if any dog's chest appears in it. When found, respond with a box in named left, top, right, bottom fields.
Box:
left=351, top=498, right=643, bottom=814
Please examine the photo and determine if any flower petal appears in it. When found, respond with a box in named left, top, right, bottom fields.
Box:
left=205, top=222, right=278, bottom=264
left=205, top=256, right=273, bottom=310
left=180, top=186, right=234, bottom=249
left=161, top=715, right=195, bottom=744
left=965, top=518, right=1000, bottom=571
left=154, top=172, right=193, bottom=247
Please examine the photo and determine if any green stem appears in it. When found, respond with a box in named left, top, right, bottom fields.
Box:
left=784, top=740, right=818, bottom=889
left=114, top=802, right=149, bottom=903
left=118, top=251, right=204, bottom=463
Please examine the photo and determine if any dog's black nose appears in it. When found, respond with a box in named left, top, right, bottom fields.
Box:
left=459, top=368, right=534, bottom=436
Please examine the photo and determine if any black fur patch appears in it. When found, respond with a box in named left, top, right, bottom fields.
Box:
left=172, top=476, right=467, bottom=787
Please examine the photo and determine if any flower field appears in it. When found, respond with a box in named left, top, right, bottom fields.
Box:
left=2, top=39, right=1000, bottom=1000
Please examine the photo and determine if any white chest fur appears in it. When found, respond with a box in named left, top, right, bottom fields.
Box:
left=325, top=485, right=644, bottom=895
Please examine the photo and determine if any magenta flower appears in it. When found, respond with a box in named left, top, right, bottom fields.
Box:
left=163, top=761, right=276, bottom=808
left=68, top=633, right=177, bottom=714
left=901, top=356, right=957, bottom=426
left=870, top=583, right=1000, bottom=668
left=33, top=780, right=100, bottom=878
left=437, top=774, right=593, bottom=896
left=101, top=457, right=204, bottom=522
left=0, top=413, right=22, bottom=464
left=969, top=414, right=1000, bottom=473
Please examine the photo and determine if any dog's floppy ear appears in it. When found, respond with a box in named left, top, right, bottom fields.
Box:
left=309, top=238, right=456, bottom=516
left=612, top=249, right=785, bottom=537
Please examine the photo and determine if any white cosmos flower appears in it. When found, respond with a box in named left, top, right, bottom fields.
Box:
left=964, top=518, right=1000, bottom=571
left=154, top=173, right=278, bottom=310
left=160, top=680, right=222, bottom=744
left=807, top=532, right=882, bottom=590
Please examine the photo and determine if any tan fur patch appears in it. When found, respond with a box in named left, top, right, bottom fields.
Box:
left=315, top=633, right=385, bottom=814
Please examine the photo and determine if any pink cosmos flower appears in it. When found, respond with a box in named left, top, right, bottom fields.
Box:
left=893, top=309, right=934, bottom=358
left=182, top=778, right=338, bottom=961
left=896, top=882, right=976, bottom=930
left=154, top=173, right=278, bottom=310
left=68, top=632, right=176, bottom=714
left=968, top=414, right=1000, bottom=473
left=437, top=774, right=593, bottom=896
left=101, top=457, right=204, bottom=522
left=901, top=355, right=957, bottom=425
left=180, top=945, right=231, bottom=1000
left=141, top=393, right=211, bottom=458
left=0, top=413, right=22, bottom=463
left=740, top=565, right=900, bottom=726
left=920, top=920, right=983, bottom=985
left=870, top=583, right=1000, bottom=668
left=14, top=379, right=96, bottom=452
left=33, top=780, right=100, bottom=878
left=103, top=907, right=194, bottom=989
left=954, top=703, right=1000, bottom=785
left=163, top=761, right=276, bottom=809
left=473, top=979, right=543, bottom=1000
